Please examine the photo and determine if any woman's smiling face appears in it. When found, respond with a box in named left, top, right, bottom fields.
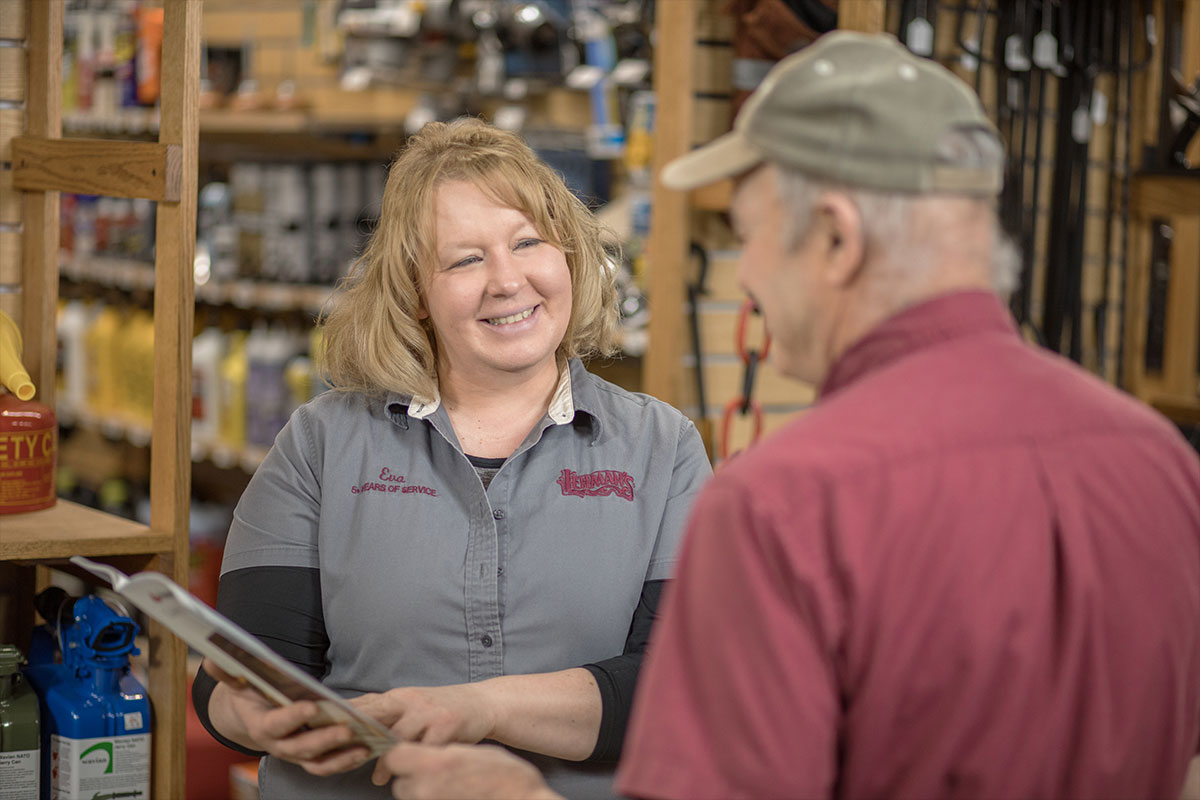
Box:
left=421, top=179, right=573, bottom=386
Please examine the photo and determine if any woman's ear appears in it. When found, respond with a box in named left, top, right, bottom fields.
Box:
left=819, top=192, right=866, bottom=288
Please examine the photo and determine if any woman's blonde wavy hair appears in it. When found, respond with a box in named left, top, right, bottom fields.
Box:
left=319, top=117, right=621, bottom=399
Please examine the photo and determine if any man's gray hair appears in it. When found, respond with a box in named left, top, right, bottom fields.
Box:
left=774, top=127, right=1020, bottom=297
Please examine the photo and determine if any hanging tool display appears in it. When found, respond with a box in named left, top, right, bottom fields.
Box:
left=933, top=0, right=1159, bottom=377
left=686, top=242, right=713, bottom=460
left=897, top=0, right=937, bottom=57
left=726, top=0, right=838, bottom=114
left=333, top=0, right=653, bottom=95
left=1134, top=0, right=1199, bottom=386
left=719, top=298, right=771, bottom=461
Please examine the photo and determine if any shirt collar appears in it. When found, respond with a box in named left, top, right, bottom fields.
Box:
left=819, top=290, right=1018, bottom=399
left=385, top=358, right=602, bottom=439
left=547, top=359, right=576, bottom=424
left=565, top=357, right=604, bottom=444
left=406, top=393, right=440, bottom=420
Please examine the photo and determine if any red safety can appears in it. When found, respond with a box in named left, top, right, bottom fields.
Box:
left=0, top=392, right=57, bottom=514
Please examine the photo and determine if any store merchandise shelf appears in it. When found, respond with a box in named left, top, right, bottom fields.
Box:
left=58, top=407, right=270, bottom=473
left=61, top=256, right=337, bottom=313
left=199, top=108, right=313, bottom=134
left=65, top=107, right=400, bottom=137
left=202, top=440, right=269, bottom=473
left=63, top=108, right=161, bottom=136
left=0, top=499, right=170, bottom=561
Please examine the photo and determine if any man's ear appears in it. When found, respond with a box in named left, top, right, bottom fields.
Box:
left=818, top=193, right=866, bottom=288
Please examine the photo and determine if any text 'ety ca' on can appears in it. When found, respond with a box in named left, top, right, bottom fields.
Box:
left=0, top=311, right=57, bottom=515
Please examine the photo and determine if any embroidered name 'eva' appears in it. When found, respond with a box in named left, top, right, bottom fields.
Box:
left=555, top=468, right=635, bottom=502
left=350, top=467, right=437, bottom=497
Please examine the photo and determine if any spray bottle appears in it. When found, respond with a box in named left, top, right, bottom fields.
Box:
left=0, top=644, right=41, bottom=799
left=0, top=310, right=58, bottom=514
left=23, top=587, right=151, bottom=800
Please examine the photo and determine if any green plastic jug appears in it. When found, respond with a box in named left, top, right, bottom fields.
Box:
left=0, top=643, right=40, bottom=799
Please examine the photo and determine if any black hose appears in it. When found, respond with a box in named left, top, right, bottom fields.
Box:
left=686, top=241, right=710, bottom=429
left=1115, top=0, right=1137, bottom=386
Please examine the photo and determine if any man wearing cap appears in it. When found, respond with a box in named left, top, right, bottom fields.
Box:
left=373, top=31, right=1200, bottom=800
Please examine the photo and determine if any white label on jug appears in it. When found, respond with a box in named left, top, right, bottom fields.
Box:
left=124, top=711, right=143, bottom=730
left=0, top=748, right=40, bottom=800
left=50, top=734, right=150, bottom=800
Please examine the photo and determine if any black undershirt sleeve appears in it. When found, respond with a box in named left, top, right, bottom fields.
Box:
left=191, top=566, right=329, bottom=757
left=581, top=579, right=667, bottom=763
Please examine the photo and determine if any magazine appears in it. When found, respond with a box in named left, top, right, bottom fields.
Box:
left=70, top=555, right=398, bottom=758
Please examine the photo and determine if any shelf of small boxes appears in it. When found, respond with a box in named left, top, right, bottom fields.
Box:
left=60, top=256, right=336, bottom=314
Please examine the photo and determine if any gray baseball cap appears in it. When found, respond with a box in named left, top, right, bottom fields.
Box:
left=661, top=31, right=1003, bottom=195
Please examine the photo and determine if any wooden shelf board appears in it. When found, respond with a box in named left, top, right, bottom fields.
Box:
left=60, top=256, right=337, bottom=313
left=0, top=499, right=172, bottom=561
left=1151, top=397, right=1200, bottom=425
left=199, top=108, right=408, bottom=135
left=1131, top=172, right=1200, bottom=219
left=12, top=136, right=182, bottom=202
left=199, top=108, right=311, bottom=134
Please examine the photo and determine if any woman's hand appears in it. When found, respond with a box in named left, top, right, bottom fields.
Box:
left=202, top=659, right=373, bottom=777
left=377, top=742, right=564, bottom=800
left=358, top=670, right=600, bottom=765
left=352, top=683, right=500, bottom=787
left=352, top=683, right=498, bottom=747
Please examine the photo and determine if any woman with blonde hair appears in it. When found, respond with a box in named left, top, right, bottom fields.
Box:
left=193, top=117, right=711, bottom=799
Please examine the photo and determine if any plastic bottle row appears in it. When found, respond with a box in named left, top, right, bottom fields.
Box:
left=60, top=194, right=157, bottom=263
left=199, top=160, right=387, bottom=286
left=56, top=300, right=327, bottom=463
left=62, top=0, right=164, bottom=125
left=57, top=157, right=389, bottom=290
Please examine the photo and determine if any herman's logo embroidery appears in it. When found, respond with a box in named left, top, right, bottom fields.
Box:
left=556, top=469, right=635, bottom=502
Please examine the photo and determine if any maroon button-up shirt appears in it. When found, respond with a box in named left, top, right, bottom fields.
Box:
left=618, top=291, right=1200, bottom=800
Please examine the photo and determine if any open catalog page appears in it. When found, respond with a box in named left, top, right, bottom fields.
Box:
left=70, top=556, right=397, bottom=757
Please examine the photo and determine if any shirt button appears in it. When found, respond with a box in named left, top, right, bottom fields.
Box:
left=492, top=509, right=505, bottom=520
left=481, top=634, right=494, bottom=647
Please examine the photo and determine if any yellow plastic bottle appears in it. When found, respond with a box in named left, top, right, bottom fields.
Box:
left=308, top=326, right=328, bottom=396
left=84, top=303, right=123, bottom=416
left=218, top=330, right=248, bottom=449
left=119, top=308, right=155, bottom=428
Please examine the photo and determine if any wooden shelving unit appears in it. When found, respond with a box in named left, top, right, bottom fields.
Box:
left=0, top=501, right=168, bottom=561
left=61, top=255, right=336, bottom=313
left=1123, top=171, right=1200, bottom=424
left=0, top=1, right=200, bottom=797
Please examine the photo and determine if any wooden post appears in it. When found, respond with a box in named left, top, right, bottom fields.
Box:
left=148, top=1, right=200, bottom=797
left=1122, top=0, right=1168, bottom=397
left=839, top=0, right=886, bottom=33
left=642, top=0, right=697, bottom=406
left=20, top=0, right=61, bottom=404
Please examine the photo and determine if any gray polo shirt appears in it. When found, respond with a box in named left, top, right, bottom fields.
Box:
left=221, top=357, right=711, bottom=799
